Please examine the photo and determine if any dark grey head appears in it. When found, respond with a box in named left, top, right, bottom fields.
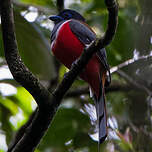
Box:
left=49, top=9, right=85, bottom=24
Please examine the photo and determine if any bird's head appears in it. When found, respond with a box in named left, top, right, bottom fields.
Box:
left=49, top=9, right=85, bottom=24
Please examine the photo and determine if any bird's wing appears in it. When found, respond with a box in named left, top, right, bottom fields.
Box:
left=69, top=19, right=111, bottom=84
left=69, top=19, right=96, bottom=45
left=97, top=48, right=111, bottom=86
left=51, top=21, right=65, bottom=42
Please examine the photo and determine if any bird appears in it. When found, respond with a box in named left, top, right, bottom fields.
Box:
left=49, top=9, right=111, bottom=144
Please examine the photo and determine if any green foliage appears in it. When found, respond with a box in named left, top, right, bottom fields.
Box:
left=11, top=87, right=34, bottom=115
left=14, top=12, right=55, bottom=80
left=0, top=0, right=152, bottom=151
left=38, top=107, right=91, bottom=150
left=19, top=0, right=54, bottom=7
left=107, top=14, right=140, bottom=65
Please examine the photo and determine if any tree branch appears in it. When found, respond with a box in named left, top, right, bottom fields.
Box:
left=117, top=70, right=152, bottom=95
left=65, top=82, right=131, bottom=98
left=1, top=0, right=118, bottom=151
left=8, top=109, right=38, bottom=151
left=110, top=54, right=152, bottom=74
left=57, top=0, right=64, bottom=12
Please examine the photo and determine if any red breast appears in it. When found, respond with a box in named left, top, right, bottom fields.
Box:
left=51, top=20, right=101, bottom=96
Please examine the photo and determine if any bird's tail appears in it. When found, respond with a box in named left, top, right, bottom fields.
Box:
left=93, top=72, right=107, bottom=152
left=94, top=87, right=107, bottom=144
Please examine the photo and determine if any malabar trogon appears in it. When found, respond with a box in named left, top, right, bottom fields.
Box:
left=49, top=9, right=111, bottom=143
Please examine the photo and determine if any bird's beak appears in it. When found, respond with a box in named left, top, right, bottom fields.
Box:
left=49, top=15, right=63, bottom=22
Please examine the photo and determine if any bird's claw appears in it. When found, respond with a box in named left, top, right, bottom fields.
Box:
left=64, top=72, right=69, bottom=78
left=71, top=59, right=78, bottom=69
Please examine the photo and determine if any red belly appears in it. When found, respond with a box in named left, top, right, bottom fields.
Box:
left=51, top=21, right=101, bottom=96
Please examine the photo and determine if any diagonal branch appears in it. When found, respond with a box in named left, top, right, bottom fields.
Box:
left=117, top=70, right=152, bottom=95
left=110, top=55, right=152, bottom=74
left=1, top=0, right=118, bottom=151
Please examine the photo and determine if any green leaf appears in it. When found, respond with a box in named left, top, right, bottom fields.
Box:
left=18, top=0, right=54, bottom=7
left=12, top=87, right=35, bottom=115
left=59, top=65, right=68, bottom=82
left=0, top=106, right=14, bottom=143
left=14, top=11, right=55, bottom=81
left=0, top=96, right=18, bottom=115
left=38, top=107, right=90, bottom=149
left=107, top=91, right=127, bottom=115
left=86, top=0, right=105, bottom=12
left=107, top=12, right=140, bottom=65
left=116, top=130, right=134, bottom=152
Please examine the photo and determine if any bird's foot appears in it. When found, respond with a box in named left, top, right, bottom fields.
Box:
left=71, top=59, right=86, bottom=73
left=71, top=59, right=78, bottom=69
left=64, top=72, right=69, bottom=78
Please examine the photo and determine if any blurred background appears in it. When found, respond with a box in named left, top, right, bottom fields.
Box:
left=0, top=0, right=152, bottom=151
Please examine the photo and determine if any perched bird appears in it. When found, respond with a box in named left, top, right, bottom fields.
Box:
left=49, top=9, right=111, bottom=144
